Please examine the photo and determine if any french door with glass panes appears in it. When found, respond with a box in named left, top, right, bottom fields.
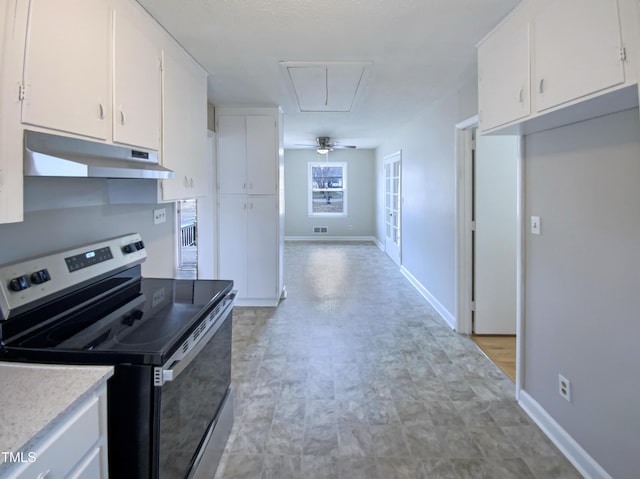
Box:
left=384, top=151, right=401, bottom=265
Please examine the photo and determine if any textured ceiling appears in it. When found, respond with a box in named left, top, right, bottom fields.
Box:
left=137, top=0, right=519, bottom=149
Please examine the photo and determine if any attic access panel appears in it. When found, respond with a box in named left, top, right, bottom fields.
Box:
left=282, top=62, right=369, bottom=112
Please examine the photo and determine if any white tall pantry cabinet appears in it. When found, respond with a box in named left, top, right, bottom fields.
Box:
left=216, top=107, right=284, bottom=306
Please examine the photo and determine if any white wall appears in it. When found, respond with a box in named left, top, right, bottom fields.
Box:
left=524, top=108, right=640, bottom=479
left=375, top=72, right=478, bottom=318
left=372, top=65, right=639, bottom=479
left=0, top=177, right=176, bottom=278
left=284, top=148, right=376, bottom=238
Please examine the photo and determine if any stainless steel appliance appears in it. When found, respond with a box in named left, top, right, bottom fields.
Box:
left=0, top=234, right=234, bottom=478
left=23, top=129, right=174, bottom=179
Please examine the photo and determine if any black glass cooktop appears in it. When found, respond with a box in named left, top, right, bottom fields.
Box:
left=1, top=274, right=233, bottom=365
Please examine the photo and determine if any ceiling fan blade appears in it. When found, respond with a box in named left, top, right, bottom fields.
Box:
left=330, top=145, right=356, bottom=149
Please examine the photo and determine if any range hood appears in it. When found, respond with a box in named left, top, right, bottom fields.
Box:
left=24, top=130, right=174, bottom=179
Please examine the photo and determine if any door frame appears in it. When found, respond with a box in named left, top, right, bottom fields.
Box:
left=454, top=115, right=525, bottom=397
left=383, top=150, right=402, bottom=266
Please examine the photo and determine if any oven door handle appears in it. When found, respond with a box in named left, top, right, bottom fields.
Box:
left=155, top=291, right=236, bottom=386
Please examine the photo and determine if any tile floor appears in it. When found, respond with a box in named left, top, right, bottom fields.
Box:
left=213, top=241, right=582, bottom=479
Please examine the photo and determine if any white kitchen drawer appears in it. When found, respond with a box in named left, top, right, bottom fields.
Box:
left=68, top=446, right=102, bottom=479
left=8, top=396, right=100, bottom=479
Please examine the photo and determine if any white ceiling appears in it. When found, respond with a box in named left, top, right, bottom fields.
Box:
left=137, top=0, right=519, bottom=149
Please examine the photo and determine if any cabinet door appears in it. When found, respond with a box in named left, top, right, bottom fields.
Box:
left=247, top=196, right=278, bottom=299
left=217, top=196, right=248, bottom=296
left=22, top=0, right=110, bottom=140
left=161, top=45, right=208, bottom=200
left=534, top=0, right=624, bottom=112
left=217, top=115, right=247, bottom=195
left=246, top=116, right=277, bottom=195
left=113, top=6, right=161, bottom=150
left=0, top=0, right=28, bottom=224
left=478, top=22, right=530, bottom=131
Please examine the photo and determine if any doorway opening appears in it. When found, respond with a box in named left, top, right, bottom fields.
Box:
left=455, top=116, right=522, bottom=393
left=383, top=150, right=402, bottom=266
left=177, top=199, right=197, bottom=279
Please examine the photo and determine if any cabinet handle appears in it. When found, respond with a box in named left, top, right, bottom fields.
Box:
left=249, top=202, right=253, bottom=209
left=249, top=182, right=253, bottom=190
left=519, top=88, right=524, bottom=103
left=243, top=203, right=247, bottom=210
left=539, top=78, right=544, bottom=94
left=37, top=470, right=51, bottom=479
left=98, top=103, right=105, bottom=120
left=242, top=182, right=246, bottom=190
left=190, top=178, right=194, bottom=188
left=120, top=110, right=126, bottom=125
left=184, top=176, right=189, bottom=187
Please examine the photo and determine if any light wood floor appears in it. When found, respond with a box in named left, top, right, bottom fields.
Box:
left=471, top=335, right=516, bottom=382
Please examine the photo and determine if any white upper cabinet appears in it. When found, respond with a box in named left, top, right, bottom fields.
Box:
left=160, top=42, right=208, bottom=201
left=217, top=115, right=247, bottom=195
left=478, top=13, right=530, bottom=131
left=478, top=0, right=639, bottom=134
left=533, top=0, right=625, bottom=112
left=217, top=113, right=278, bottom=196
left=22, top=0, right=111, bottom=140
left=113, top=4, right=161, bottom=150
left=21, top=0, right=165, bottom=150
left=246, top=116, right=277, bottom=195
left=0, top=0, right=28, bottom=224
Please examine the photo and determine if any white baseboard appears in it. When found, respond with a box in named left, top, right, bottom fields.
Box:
left=234, top=298, right=280, bottom=307
left=399, top=266, right=456, bottom=330
left=285, top=236, right=377, bottom=242
left=519, top=390, right=612, bottom=479
left=373, top=238, right=384, bottom=251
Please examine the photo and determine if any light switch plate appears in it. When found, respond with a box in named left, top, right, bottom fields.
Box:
left=154, top=208, right=167, bottom=225
left=531, top=216, right=541, bottom=235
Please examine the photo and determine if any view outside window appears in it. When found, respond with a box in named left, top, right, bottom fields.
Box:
left=308, top=162, right=347, bottom=216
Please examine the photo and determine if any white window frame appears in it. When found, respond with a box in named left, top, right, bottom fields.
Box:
left=308, top=161, right=348, bottom=217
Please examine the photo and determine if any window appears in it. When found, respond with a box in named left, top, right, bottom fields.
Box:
left=308, top=162, right=347, bottom=216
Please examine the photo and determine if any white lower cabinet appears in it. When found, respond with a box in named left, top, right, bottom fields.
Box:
left=8, top=385, right=108, bottom=479
left=218, top=195, right=278, bottom=303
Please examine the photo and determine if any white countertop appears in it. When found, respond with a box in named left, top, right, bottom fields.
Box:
left=0, top=362, right=113, bottom=469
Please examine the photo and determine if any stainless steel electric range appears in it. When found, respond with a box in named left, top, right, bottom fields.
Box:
left=0, top=233, right=235, bottom=479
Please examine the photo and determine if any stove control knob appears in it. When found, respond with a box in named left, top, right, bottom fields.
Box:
left=135, top=241, right=145, bottom=251
left=31, top=269, right=51, bottom=285
left=9, top=275, right=30, bottom=292
left=122, top=243, right=137, bottom=254
left=131, top=309, right=144, bottom=320
left=121, top=314, right=135, bottom=326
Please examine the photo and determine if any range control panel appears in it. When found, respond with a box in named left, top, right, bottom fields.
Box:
left=0, top=233, right=147, bottom=320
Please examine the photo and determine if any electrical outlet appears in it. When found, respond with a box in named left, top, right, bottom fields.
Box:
left=154, top=208, right=167, bottom=225
left=559, top=374, right=571, bottom=402
left=531, top=216, right=541, bottom=235
left=152, top=288, right=166, bottom=308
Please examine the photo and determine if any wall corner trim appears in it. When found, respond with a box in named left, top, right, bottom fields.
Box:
left=399, top=266, right=456, bottom=330
left=518, top=390, right=613, bottom=479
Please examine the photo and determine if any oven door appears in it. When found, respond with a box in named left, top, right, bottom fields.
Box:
left=155, top=295, right=234, bottom=479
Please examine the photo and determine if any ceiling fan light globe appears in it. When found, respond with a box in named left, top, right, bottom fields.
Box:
left=317, top=148, right=330, bottom=155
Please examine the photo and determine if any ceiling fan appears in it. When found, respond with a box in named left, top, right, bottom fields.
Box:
left=296, top=137, right=356, bottom=154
